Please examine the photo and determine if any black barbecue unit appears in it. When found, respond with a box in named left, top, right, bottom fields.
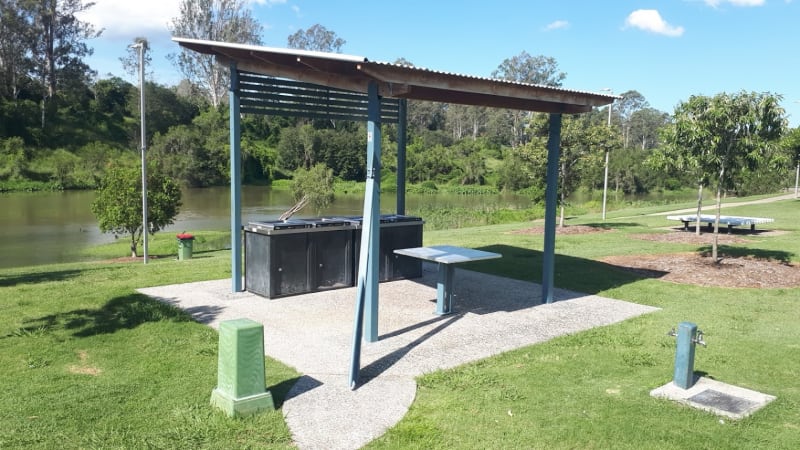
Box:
left=244, top=218, right=354, bottom=298
left=244, top=215, right=423, bottom=298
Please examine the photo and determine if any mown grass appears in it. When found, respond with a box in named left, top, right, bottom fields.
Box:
left=2, top=195, right=798, bottom=448
left=369, top=197, right=800, bottom=449
left=0, top=249, right=298, bottom=449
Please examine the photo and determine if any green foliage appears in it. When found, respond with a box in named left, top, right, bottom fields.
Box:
left=290, top=163, right=334, bottom=213
left=657, top=91, right=787, bottom=260
left=91, top=165, right=182, bottom=257
left=0, top=136, right=29, bottom=180
left=287, top=24, right=346, bottom=52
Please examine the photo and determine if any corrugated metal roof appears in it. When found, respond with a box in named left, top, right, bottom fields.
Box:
left=173, top=37, right=616, bottom=113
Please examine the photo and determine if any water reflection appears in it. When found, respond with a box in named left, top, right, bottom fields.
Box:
left=0, top=186, right=533, bottom=269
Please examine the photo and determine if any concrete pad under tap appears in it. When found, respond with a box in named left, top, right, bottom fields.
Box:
left=650, top=377, right=776, bottom=420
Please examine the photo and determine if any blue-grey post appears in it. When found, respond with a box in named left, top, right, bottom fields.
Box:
left=349, top=82, right=382, bottom=389
left=673, top=321, right=698, bottom=389
left=436, top=264, right=455, bottom=315
left=396, top=99, right=407, bottom=215
left=542, top=113, right=562, bottom=304
left=364, top=81, right=381, bottom=342
left=229, top=64, right=243, bottom=292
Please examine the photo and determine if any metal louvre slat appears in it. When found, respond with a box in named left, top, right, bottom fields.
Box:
left=240, top=106, right=388, bottom=122
left=237, top=71, right=400, bottom=123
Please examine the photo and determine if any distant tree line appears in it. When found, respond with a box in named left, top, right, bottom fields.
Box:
left=1, top=0, right=797, bottom=202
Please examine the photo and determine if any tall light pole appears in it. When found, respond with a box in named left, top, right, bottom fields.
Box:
left=132, top=42, right=148, bottom=264
left=600, top=88, right=613, bottom=220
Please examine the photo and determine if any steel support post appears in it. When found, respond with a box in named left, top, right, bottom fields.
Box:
left=229, top=65, right=243, bottom=292
left=542, top=113, right=562, bottom=304
left=397, top=99, right=407, bottom=215
left=350, top=81, right=382, bottom=388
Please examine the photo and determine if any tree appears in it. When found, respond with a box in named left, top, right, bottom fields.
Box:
left=287, top=24, right=345, bottom=52
left=662, top=91, right=787, bottom=262
left=91, top=166, right=182, bottom=257
left=119, top=37, right=152, bottom=79
left=169, top=0, right=262, bottom=107
left=492, top=52, right=566, bottom=87
left=628, top=107, right=670, bottom=150
left=28, top=0, right=100, bottom=128
left=616, top=90, right=649, bottom=147
left=0, top=0, right=34, bottom=100
left=781, top=127, right=800, bottom=197
left=525, top=113, right=617, bottom=226
left=289, top=163, right=334, bottom=215
left=491, top=52, right=566, bottom=147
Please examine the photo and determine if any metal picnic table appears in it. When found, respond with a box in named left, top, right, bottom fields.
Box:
left=394, top=245, right=502, bottom=315
left=666, top=214, right=774, bottom=232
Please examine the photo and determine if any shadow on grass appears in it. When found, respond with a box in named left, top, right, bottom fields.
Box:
left=0, top=269, right=83, bottom=287
left=466, top=244, right=653, bottom=295
left=20, top=293, right=200, bottom=337
left=697, top=244, right=794, bottom=264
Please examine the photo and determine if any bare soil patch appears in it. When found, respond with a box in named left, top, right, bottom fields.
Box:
left=602, top=252, right=800, bottom=288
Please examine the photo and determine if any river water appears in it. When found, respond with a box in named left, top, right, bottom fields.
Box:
left=0, top=186, right=533, bottom=269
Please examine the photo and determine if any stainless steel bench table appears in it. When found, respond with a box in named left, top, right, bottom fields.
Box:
left=394, top=245, right=502, bottom=315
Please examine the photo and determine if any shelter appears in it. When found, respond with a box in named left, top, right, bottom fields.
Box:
left=173, top=38, right=616, bottom=386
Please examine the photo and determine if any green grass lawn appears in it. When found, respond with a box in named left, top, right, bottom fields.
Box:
left=368, top=197, right=800, bottom=449
left=2, top=196, right=798, bottom=448
left=0, top=247, right=298, bottom=448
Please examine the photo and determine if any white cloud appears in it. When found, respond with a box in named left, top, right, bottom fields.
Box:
left=625, top=9, right=684, bottom=37
left=704, top=0, right=765, bottom=7
left=76, top=0, right=180, bottom=40
left=543, top=20, right=570, bottom=32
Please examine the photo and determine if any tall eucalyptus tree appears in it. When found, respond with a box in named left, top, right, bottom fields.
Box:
left=169, top=0, right=262, bottom=107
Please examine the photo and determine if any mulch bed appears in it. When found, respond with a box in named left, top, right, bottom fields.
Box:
left=511, top=224, right=799, bottom=288
left=602, top=252, right=800, bottom=288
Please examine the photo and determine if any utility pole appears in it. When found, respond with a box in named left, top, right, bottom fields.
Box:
left=132, top=41, right=148, bottom=264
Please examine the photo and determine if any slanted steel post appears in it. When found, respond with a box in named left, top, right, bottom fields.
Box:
left=671, top=321, right=706, bottom=389
left=542, top=113, right=562, bottom=304
left=349, top=81, right=381, bottom=389
left=229, top=64, right=242, bottom=292
left=397, top=99, right=407, bottom=215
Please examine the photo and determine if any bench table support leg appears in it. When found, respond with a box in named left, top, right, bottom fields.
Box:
left=436, top=263, right=455, bottom=315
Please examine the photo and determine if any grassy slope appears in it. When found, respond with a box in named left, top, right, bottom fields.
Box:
left=369, top=198, right=800, bottom=449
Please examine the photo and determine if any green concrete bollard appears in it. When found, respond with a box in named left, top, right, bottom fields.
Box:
left=210, top=318, right=274, bottom=417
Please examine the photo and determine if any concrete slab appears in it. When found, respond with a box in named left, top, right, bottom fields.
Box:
left=139, top=262, right=659, bottom=449
left=650, top=377, right=776, bottom=419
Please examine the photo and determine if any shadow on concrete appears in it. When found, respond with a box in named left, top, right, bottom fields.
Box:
left=284, top=375, right=325, bottom=402
left=357, top=314, right=462, bottom=387
left=379, top=314, right=455, bottom=340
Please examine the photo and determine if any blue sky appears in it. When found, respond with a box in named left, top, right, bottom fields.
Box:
left=79, top=0, right=799, bottom=126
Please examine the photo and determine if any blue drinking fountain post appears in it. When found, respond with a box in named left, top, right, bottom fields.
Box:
left=667, top=321, right=707, bottom=389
